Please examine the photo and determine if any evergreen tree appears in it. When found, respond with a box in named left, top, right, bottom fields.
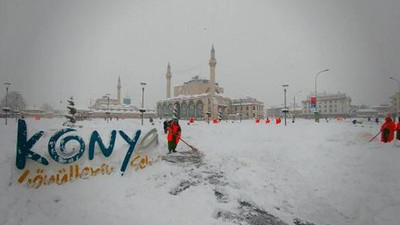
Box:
left=218, top=107, right=223, bottom=121
left=173, top=103, right=178, bottom=120
left=64, top=96, right=77, bottom=126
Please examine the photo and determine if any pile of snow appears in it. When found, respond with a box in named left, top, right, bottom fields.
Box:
left=0, top=118, right=399, bottom=225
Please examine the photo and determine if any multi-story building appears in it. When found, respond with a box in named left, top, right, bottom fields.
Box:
left=301, top=92, right=352, bottom=118
left=229, top=98, right=264, bottom=120
left=390, top=92, right=400, bottom=114
left=266, top=106, right=284, bottom=118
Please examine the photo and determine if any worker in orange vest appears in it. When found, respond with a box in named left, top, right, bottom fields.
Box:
left=166, top=119, right=181, bottom=153
left=381, top=114, right=396, bottom=143
left=396, top=116, right=400, bottom=140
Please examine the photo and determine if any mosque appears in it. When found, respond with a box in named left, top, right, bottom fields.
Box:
left=90, top=77, right=124, bottom=110
left=89, top=77, right=155, bottom=119
left=157, top=46, right=264, bottom=121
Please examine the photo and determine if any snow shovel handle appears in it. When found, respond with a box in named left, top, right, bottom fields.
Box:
left=180, top=138, right=198, bottom=151
left=369, top=131, right=381, bottom=142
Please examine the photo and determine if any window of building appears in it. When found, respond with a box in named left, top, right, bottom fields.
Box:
left=253, top=106, right=255, bottom=110
left=246, top=106, right=249, bottom=110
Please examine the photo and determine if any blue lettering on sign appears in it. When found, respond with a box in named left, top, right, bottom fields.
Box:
left=16, top=119, right=49, bottom=169
left=15, top=119, right=145, bottom=172
left=88, top=130, right=117, bottom=160
left=48, top=128, right=86, bottom=164
left=119, top=130, right=141, bottom=176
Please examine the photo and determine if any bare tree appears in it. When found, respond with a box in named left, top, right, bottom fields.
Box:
left=40, top=103, right=54, bottom=112
left=0, top=91, right=27, bottom=111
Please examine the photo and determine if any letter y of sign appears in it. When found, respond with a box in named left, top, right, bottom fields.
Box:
left=119, top=130, right=141, bottom=176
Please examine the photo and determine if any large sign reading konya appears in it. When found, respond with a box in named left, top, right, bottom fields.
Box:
left=14, top=119, right=161, bottom=189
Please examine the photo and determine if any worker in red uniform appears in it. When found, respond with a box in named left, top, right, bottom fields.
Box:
left=166, top=119, right=181, bottom=153
left=396, top=117, right=400, bottom=140
left=381, top=114, right=396, bottom=143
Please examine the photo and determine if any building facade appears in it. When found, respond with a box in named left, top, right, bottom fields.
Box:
left=390, top=92, right=400, bottom=115
left=229, top=98, right=264, bottom=120
left=301, top=92, right=352, bottom=118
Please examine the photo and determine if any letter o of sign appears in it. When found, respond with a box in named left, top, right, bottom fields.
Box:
left=48, top=128, right=85, bottom=164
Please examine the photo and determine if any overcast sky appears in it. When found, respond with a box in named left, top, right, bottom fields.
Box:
left=1, top=0, right=399, bottom=109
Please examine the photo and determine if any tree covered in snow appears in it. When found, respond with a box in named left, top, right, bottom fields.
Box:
left=173, top=103, right=179, bottom=120
left=64, top=96, right=77, bottom=126
left=218, top=107, right=223, bottom=121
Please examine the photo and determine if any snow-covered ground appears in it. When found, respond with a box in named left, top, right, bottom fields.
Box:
left=0, top=118, right=399, bottom=225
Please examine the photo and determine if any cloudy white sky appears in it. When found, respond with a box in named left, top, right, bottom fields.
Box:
left=0, top=0, right=399, bottom=109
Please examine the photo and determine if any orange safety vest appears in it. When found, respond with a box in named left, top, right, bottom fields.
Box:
left=381, top=120, right=396, bottom=142
left=167, top=123, right=181, bottom=144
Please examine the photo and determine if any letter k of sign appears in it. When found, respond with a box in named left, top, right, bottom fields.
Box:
left=16, top=119, right=49, bottom=170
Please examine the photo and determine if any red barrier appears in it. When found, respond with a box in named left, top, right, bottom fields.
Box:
left=213, top=118, right=218, bottom=123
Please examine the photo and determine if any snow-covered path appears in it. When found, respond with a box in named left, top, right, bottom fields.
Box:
left=0, top=118, right=399, bottom=225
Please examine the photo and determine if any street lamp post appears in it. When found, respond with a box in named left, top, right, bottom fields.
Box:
left=314, top=69, right=329, bottom=123
left=106, top=93, right=110, bottom=123
left=206, top=111, right=211, bottom=124
left=282, top=84, right=289, bottom=126
left=389, top=77, right=400, bottom=121
left=3, top=83, right=11, bottom=125
left=140, top=82, right=147, bottom=125
left=293, top=90, right=301, bottom=122
left=239, top=99, right=243, bottom=123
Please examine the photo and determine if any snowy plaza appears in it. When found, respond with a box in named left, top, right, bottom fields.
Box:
left=0, top=118, right=399, bottom=225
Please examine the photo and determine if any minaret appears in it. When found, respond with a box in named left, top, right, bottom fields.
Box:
left=166, top=63, right=172, bottom=98
left=117, top=76, right=121, bottom=104
left=209, top=45, right=217, bottom=96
